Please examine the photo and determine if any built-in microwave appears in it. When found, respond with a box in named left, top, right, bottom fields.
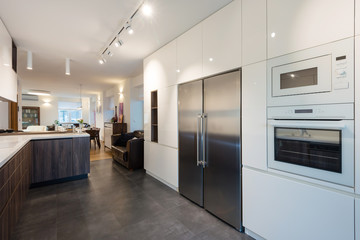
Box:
left=267, top=104, right=354, bottom=187
left=267, top=38, right=354, bottom=107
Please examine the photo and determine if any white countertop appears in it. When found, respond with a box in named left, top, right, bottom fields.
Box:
left=0, top=133, right=89, bottom=168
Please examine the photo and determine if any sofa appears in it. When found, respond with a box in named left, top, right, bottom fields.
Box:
left=111, top=130, right=144, bottom=170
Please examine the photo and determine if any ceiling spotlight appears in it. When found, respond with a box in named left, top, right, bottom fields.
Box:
left=99, top=56, right=106, bottom=65
left=65, top=58, right=71, bottom=75
left=114, top=39, right=124, bottom=48
left=142, top=4, right=152, bottom=16
left=107, top=50, right=113, bottom=57
left=27, top=51, right=33, bottom=70
left=126, top=25, right=134, bottom=35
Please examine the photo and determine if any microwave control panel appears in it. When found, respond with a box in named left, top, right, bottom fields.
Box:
left=334, top=55, right=349, bottom=90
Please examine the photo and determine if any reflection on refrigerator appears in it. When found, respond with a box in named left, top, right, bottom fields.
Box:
left=178, top=70, right=242, bottom=230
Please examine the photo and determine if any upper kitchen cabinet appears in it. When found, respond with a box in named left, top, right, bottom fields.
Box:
left=267, top=0, right=354, bottom=59
left=144, top=40, right=177, bottom=92
left=242, top=0, right=266, bottom=65
left=203, top=0, right=241, bottom=76
left=176, top=23, right=203, bottom=84
left=0, top=19, right=12, bottom=69
left=0, top=19, right=16, bottom=102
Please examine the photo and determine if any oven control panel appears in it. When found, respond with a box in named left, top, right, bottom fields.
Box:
left=268, top=103, right=354, bottom=120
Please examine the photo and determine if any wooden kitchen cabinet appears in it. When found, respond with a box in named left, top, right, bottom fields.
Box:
left=32, top=139, right=73, bottom=183
left=0, top=142, right=31, bottom=240
left=72, top=137, right=90, bottom=176
left=202, top=0, right=241, bottom=76
left=267, top=0, right=354, bottom=59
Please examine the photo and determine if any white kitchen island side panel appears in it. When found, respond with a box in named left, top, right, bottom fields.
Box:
left=243, top=167, right=354, bottom=240
left=144, top=141, right=178, bottom=189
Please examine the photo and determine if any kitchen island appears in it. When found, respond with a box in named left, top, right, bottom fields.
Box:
left=0, top=133, right=90, bottom=240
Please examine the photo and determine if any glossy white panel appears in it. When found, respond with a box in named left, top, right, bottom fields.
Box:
left=144, top=141, right=178, bottom=188
left=356, top=36, right=360, bottom=194
left=267, top=0, right=354, bottom=58
left=0, top=66, right=16, bottom=102
left=177, top=23, right=203, bottom=84
left=356, top=0, right=360, bottom=36
left=203, top=0, right=241, bottom=76
left=0, top=19, right=12, bottom=69
left=158, top=85, right=178, bottom=148
left=243, top=167, right=354, bottom=240
left=242, top=0, right=266, bottom=65
left=356, top=198, right=360, bottom=240
left=242, top=62, right=267, bottom=170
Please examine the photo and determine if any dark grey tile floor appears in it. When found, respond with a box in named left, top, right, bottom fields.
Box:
left=11, top=159, right=253, bottom=240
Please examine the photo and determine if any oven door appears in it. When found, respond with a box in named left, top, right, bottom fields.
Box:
left=268, top=120, right=354, bottom=187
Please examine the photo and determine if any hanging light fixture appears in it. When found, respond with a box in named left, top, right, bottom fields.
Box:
left=65, top=58, right=71, bottom=75
left=27, top=51, right=33, bottom=70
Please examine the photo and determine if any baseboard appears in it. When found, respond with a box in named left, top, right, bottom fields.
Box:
left=245, top=228, right=266, bottom=240
left=145, top=170, right=179, bottom=192
left=30, top=174, right=88, bottom=188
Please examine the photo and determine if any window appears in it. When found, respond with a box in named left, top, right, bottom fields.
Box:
left=58, top=101, right=82, bottom=123
left=58, top=109, right=82, bottom=123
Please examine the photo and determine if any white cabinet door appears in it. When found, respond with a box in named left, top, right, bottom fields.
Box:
left=158, top=85, right=178, bottom=148
left=356, top=0, right=360, bottom=36
left=176, top=23, right=203, bottom=84
left=203, top=0, right=241, bottom=76
left=0, top=19, right=12, bottom=68
left=144, top=141, right=178, bottom=188
left=242, top=62, right=267, bottom=170
left=356, top=198, right=360, bottom=240
left=243, top=167, right=355, bottom=240
left=0, top=66, right=16, bottom=102
left=356, top=36, right=360, bottom=195
left=242, top=0, right=266, bottom=65
left=267, top=0, right=354, bottom=59
left=143, top=40, right=177, bottom=92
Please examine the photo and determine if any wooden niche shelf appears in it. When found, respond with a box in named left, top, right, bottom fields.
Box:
left=151, top=90, right=158, bottom=142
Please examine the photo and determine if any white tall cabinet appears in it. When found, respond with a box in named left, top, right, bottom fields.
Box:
left=202, top=0, right=241, bottom=76
left=242, top=0, right=267, bottom=65
left=267, top=0, right=354, bottom=58
left=356, top=198, right=360, bottom=240
left=242, top=62, right=267, bottom=171
left=0, top=19, right=16, bottom=102
left=176, top=24, right=203, bottom=84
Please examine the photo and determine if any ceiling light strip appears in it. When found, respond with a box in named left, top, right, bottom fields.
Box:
left=98, top=1, right=147, bottom=64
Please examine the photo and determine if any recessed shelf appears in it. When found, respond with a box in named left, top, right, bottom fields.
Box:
left=151, top=90, right=158, bottom=142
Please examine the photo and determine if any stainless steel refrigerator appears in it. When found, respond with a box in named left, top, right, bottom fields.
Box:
left=178, top=70, right=242, bottom=230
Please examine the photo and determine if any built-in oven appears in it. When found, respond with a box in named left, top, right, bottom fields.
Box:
left=267, top=104, right=354, bottom=187
left=267, top=38, right=354, bottom=107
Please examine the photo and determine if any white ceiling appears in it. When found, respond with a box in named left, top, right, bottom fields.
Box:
left=0, top=0, right=232, bottom=98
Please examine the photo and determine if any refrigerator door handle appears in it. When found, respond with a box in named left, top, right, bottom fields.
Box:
left=202, top=114, right=207, bottom=168
left=197, top=114, right=202, bottom=166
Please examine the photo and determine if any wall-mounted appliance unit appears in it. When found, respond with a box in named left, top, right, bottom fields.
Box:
left=267, top=104, right=354, bottom=187
left=22, top=94, right=39, bottom=101
left=267, top=38, right=354, bottom=107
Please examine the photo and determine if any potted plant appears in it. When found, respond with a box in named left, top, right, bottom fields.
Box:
left=77, top=119, right=84, bottom=131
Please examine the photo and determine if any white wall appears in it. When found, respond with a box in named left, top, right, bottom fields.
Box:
left=130, top=74, right=144, bottom=131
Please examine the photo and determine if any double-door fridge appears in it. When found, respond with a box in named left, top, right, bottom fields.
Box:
left=178, top=70, right=242, bottom=230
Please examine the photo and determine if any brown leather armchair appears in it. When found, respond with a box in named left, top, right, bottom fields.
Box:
left=111, top=130, right=144, bottom=170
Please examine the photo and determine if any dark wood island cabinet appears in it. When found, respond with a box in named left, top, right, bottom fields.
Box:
left=0, top=134, right=90, bottom=240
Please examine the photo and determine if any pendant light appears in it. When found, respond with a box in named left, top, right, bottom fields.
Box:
left=65, top=58, right=70, bottom=75
left=27, top=51, right=32, bottom=70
